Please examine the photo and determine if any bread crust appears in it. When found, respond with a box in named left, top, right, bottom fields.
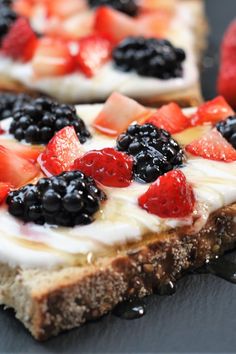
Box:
left=0, top=203, right=235, bottom=340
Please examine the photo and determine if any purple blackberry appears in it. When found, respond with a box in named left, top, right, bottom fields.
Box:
left=88, top=0, right=138, bottom=16
left=216, top=115, right=236, bottom=149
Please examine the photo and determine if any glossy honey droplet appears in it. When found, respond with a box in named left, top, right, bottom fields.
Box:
left=113, top=299, right=146, bottom=320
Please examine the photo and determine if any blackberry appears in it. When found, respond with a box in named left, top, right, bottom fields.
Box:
left=0, top=1, right=17, bottom=43
left=9, top=97, right=91, bottom=144
left=116, top=123, right=184, bottom=183
left=113, top=37, right=186, bottom=79
left=216, top=115, right=236, bottom=149
left=88, top=0, right=138, bottom=16
left=7, top=171, right=106, bottom=227
left=0, top=92, right=32, bottom=120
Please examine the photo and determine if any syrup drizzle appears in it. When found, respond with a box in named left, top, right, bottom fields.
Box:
left=113, top=299, right=146, bottom=320
left=205, top=257, right=236, bottom=283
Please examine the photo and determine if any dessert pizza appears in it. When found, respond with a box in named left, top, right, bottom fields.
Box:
left=0, top=91, right=235, bottom=340
left=0, top=0, right=207, bottom=105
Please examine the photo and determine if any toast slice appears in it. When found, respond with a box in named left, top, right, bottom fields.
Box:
left=0, top=0, right=207, bottom=106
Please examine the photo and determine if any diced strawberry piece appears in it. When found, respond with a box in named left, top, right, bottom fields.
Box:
left=144, top=102, right=190, bottom=134
left=137, top=10, right=171, bottom=38
left=0, top=145, right=40, bottom=188
left=0, top=182, right=11, bottom=204
left=13, top=0, right=34, bottom=18
left=191, top=96, right=234, bottom=126
left=76, top=35, right=112, bottom=78
left=39, top=126, right=83, bottom=176
left=46, top=0, right=88, bottom=19
left=74, top=148, right=133, bottom=188
left=138, top=170, right=195, bottom=218
left=185, top=129, right=236, bottom=162
left=93, top=92, right=149, bottom=136
left=32, top=37, right=76, bottom=77
left=138, top=0, right=176, bottom=12
left=0, top=140, right=43, bottom=162
left=1, top=17, right=38, bottom=62
left=94, top=7, right=138, bottom=43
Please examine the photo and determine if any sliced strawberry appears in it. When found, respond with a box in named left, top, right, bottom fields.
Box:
left=144, top=102, right=190, bottom=134
left=94, top=6, right=138, bottom=43
left=93, top=92, right=149, bottom=136
left=0, top=182, right=11, bottom=204
left=76, top=35, right=112, bottom=77
left=138, top=170, right=195, bottom=218
left=191, top=96, right=234, bottom=126
left=39, top=126, right=83, bottom=176
left=13, top=0, right=34, bottom=18
left=137, top=10, right=171, bottom=38
left=185, top=129, right=236, bottom=162
left=32, top=37, right=76, bottom=77
left=0, top=140, right=43, bottom=162
left=74, top=148, right=133, bottom=188
left=46, top=0, right=88, bottom=19
left=0, top=145, right=40, bottom=188
left=1, top=17, right=38, bottom=62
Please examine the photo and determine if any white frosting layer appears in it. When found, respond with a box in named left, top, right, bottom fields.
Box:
left=0, top=106, right=235, bottom=269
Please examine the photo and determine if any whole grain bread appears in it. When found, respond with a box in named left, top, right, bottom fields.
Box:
left=0, top=203, right=235, bottom=340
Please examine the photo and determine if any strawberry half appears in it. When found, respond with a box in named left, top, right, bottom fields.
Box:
left=0, top=145, right=40, bottom=188
left=144, top=102, right=190, bottom=134
left=39, top=126, right=83, bottom=176
left=93, top=92, right=149, bottom=136
left=32, top=37, right=76, bottom=77
left=191, top=96, right=234, bottom=126
left=1, top=17, right=38, bottom=62
left=74, top=148, right=133, bottom=188
left=0, top=182, right=11, bottom=205
left=185, top=129, right=236, bottom=162
left=76, top=35, right=113, bottom=78
left=138, top=170, right=195, bottom=218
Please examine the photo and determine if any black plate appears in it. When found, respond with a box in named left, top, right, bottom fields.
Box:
left=1, top=1, right=236, bottom=353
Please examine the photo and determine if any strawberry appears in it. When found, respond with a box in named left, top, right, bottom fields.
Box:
left=191, top=96, right=234, bottom=126
left=137, top=10, right=171, bottom=38
left=76, top=35, right=113, bottom=78
left=32, top=37, right=76, bottom=77
left=39, top=126, right=83, bottom=176
left=0, top=182, right=11, bottom=204
left=0, top=145, right=40, bottom=187
left=1, top=17, right=38, bottom=62
left=45, top=0, right=88, bottom=19
left=218, top=20, right=236, bottom=108
left=185, top=129, right=236, bottom=162
left=0, top=140, right=43, bottom=162
left=74, top=148, right=133, bottom=188
left=144, top=102, right=190, bottom=134
left=138, top=170, right=195, bottom=218
left=93, top=92, right=149, bottom=136
left=13, top=0, right=34, bottom=18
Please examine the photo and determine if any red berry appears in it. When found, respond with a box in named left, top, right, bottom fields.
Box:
left=185, top=129, right=236, bottom=162
left=74, top=148, right=133, bottom=187
left=1, top=17, right=38, bottom=62
left=39, top=126, right=83, bottom=176
left=144, top=102, right=190, bottom=134
left=138, top=170, right=195, bottom=218
left=0, top=140, right=43, bottom=163
left=0, top=182, right=11, bottom=204
left=76, top=35, right=112, bottom=78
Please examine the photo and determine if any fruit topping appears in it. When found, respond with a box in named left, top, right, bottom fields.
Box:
left=191, top=96, right=234, bottom=126
left=0, top=1, right=17, bottom=44
left=112, top=37, right=186, bottom=79
left=32, top=37, right=76, bottom=77
left=138, top=170, right=195, bottom=218
left=46, top=0, right=88, bottom=19
left=76, top=35, right=113, bottom=77
left=216, top=115, right=236, bottom=148
left=185, top=129, right=236, bottom=162
left=116, top=123, right=184, bottom=183
left=218, top=20, right=236, bottom=109
left=0, top=145, right=40, bottom=187
left=9, top=96, right=91, bottom=144
left=89, top=0, right=138, bottom=17
left=144, top=102, right=190, bottom=134
left=93, top=92, right=149, bottom=136
left=0, top=92, right=32, bottom=120
left=0, top=182, right=11, bottom=204
left=1, top=17, right=38, bottom=61
left=7, top=171, right=106, bottom=226
left=39, top=126, right=83, bottom=176
left=0, top=140, right=43, bottom=162
left=74, top=147, right=133, bottom=187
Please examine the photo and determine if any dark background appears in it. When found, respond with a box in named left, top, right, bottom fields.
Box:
left=1, top=1, right=236, bottom=353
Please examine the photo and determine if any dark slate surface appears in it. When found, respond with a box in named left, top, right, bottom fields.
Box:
left=1, top=1, right=236, bottom=353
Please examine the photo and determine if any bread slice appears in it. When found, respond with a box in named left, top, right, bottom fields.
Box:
left=0, top=0, right=207, bottom=107
left=0, top=203, right=235, bottom=341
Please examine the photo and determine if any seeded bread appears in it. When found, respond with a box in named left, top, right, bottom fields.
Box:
left=0, top=203, right=235, bottom=340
